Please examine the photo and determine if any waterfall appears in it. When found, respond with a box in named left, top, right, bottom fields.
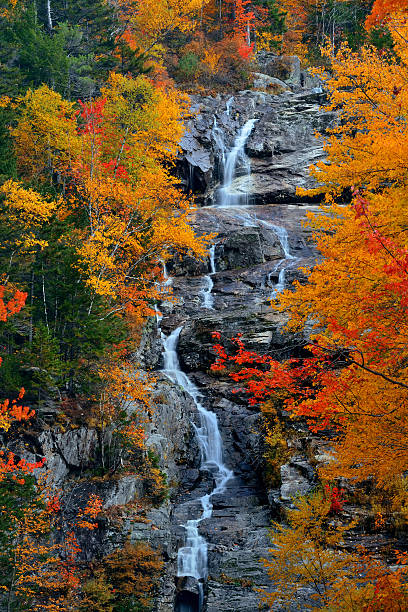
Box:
left=263, top=223, right=294, bottom=261
left=268, top=265, right=286, bottom=299
left=226, top=97, right=234, bottom=117
left=217, top=118, right=257, bottom=207
left=162, top=327, right=233, bottom=605
left=200, top=245, right=216, bottom=309
left=163, top=261, right=173, bottom=287
left=259, top=220, right=295, bottom=297
left=154, top=304, right=163, bottom=328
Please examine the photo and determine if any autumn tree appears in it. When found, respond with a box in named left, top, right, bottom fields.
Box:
left=115, top=0, right=212, bottom=58
left=0, top=72, right=210, bottom=400
left=211, top=9, right=408, bottom=511
left=262, top=491, right=408, bottom=610
left=88, top=363, right=152, bottom=473
left=104, top=540, right=163, bottom=611
left=11, top=76, right=209, bottom=316
left=0, top=292, right=84, bottom=611
left=209, top=11, right=408, bottom=605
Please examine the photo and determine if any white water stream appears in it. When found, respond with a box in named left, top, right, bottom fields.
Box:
left=162, top=327, right=233, bottom=601
left=217, top=118, right=257, bottom=207
left=259, top=220, right=295, bottom=298
left=212, top=118, right=226, bottom=168
left=200, top=245, right=216, bottom=309
left=162, top=105, right=295, bottom=608
left=226, top=96, right=234, bottom=117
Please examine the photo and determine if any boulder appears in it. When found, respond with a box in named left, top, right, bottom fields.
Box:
left=252, top=72, right=291, bottom=93
left=280, top=456, right=316, bottom=504
left=256, top=53, right=302, bottom=86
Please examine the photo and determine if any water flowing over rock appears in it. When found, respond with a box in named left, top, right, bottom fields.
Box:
left=179, top=83, right=335, bottom=206
left=151, top=72, right=331, bottom=608
left=155, top=197, right=319, bottom=611
left=216, top=118, right=257, bottom=207
left=15, top=64, right=334, bottom=612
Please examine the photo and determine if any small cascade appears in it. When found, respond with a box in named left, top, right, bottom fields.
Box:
left=217, top=118, right=257, bottom=207
left=268, top=265, right=286, bottom=299
left=154, top=304, right=163, bottom=328
left=259, top=220, right=295, bottom=298
left=264, top=223, right=294, bottom=261
left=200, top=245, right=216, bottom=309
left=162, top=327, right=233, bottom=608
left=163, top=261, right=173, bottom=287
left=225, top=96, right=234, bottom=117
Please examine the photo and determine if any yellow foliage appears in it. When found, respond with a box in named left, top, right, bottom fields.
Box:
left=262, top=491, right=408, bottom=610
left=103, top=540, right=163, bottom=609
left=255, top=31, right=281, bottom=53
left=12, top=85, right=80, bottom=183
left=0, top=180, right=58, bottom=252
left=121, top=0, right=212, bottom=54
left=263, top=418, right=292, bottom=486
left=202, top=48, right=221, bottom=72
left=11, top=75, right=210, bottom=318
left=80, top=569, right=114, bottom=612
left=66, top=74, right=211, bottom=312
left=0, top=477, right=79, bottom=611
left=98, top=72, right=190, bottom=178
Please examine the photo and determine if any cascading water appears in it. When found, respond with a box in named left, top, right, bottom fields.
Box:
left=217, top=118, right=257, bottom=207
left=162, top=327, right=233, bottom=609
left=259, top=220, right=295, bottom=298
left=165, top=104, right=296, bottom=610
left=225, top=96, right=234, bottom=117
left=163, top=261, right=173, bottom=287
left=200, top=245, right=216, bottom=309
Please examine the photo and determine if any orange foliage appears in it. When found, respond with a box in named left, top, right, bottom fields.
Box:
left=364, top=0, right=408, bottom=28
left=276, top=0, right=318, bottom=58
left=0, top=285, right=26, bottom=322
left=114, top=0, right=212, bottom=54
left=0, top=452, right=45, bottom=483
left=76, top=494, right=103, bottom=530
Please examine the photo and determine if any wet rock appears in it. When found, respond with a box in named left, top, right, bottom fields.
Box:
left=218, top=228, right=265, bottom=270
left=179, top=84, right=334, bottom=204
left=147, top=377, right=201, bottom=481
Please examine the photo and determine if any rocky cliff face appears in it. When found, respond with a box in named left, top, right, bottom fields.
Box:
left=150, top=65, right=340, bottom=610
left=179, top=82, right=335, bottom=205
left=157, top=203, right=321, bottom=611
